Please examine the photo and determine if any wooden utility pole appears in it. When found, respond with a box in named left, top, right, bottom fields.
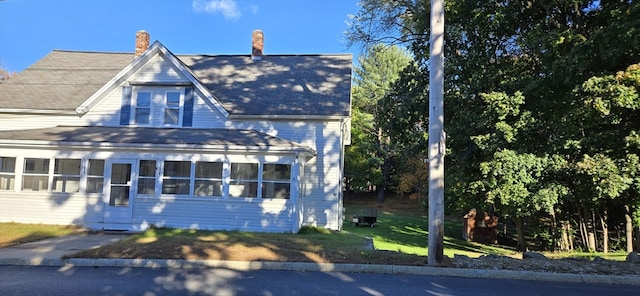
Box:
left=428, top=0, right=445, bottom=266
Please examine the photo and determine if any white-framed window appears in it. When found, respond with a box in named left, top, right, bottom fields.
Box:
left=133, top=91, right=152, bottom=125
left=229, top=163, right=259, bottom=198
left=86, top=159, right=105, bottom=194
left=22, top=158, right=50, bottom=191
left=131, top=87, right=185, bottom=127
left=163, top=90, right=183, bottom=126
left=194, top=161, right=223, bottom=197
left=162, top=160, right=191, bottom=195
left=52, top=159, right=81, bottom=193
left=262, top=164, right=291, bottom=199
left=138, top=160, right=157, bottom=195
left=0, top=157, right=16, bottom=190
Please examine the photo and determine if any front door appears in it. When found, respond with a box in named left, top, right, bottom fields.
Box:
left=104, top=160, right=136, bottom=224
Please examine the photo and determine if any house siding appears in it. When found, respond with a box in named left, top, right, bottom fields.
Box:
left=133, top=198, right=294, bottom=233
left=0, top=47, right=350, bottom=233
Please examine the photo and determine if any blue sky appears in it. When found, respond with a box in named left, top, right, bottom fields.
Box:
left=0, top=0, right=361, bottom=73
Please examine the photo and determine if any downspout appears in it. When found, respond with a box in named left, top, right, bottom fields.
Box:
left=337, top=118, right=347, bottom=231
left=291, top=152, right=302, bottom=233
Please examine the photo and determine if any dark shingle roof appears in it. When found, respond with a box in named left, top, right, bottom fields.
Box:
left=0, top=50, right=352, bottom=117
left=0, top=126, right=314, bottom=153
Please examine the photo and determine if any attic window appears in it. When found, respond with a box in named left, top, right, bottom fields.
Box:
left=128, top=87, right=188, bottom=127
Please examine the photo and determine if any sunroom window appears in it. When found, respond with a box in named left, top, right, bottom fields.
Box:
left=229, top=163, right=258, bottom=198
left=86, top=159, right=105, bottom=194
left=162, top=161, right=191, bottom=195
left=52, top=159, right=81, bottom=193
left=138, top=160, right=157, bottom=195
left=0, top=157, right=16, bottom=190
left=194, top=161, right=223, bottom=197
left=262, top=164, right=291, bottom=199
left=22, top=158, right=49, bottom=191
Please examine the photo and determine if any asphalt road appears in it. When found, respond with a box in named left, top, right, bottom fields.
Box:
left=0, top=265, right=637, bottom=296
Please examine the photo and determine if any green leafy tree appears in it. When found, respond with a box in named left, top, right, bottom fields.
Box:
left=345, top=44, right=413, bottom=203
left=347, top=0, right=640, bottom=252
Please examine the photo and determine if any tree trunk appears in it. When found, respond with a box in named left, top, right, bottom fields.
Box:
left=550, top=207, right=558, bottom=251
left=636, top=225, right=640, bottom=252
left=516, top=217, right=527, bottom=252
left=560, top=221, right=571, bottom=251
left=624, top=205, right=633, bottom=253
left=584, top=206, right=596, bottom=252
left=376, top=183, right=384, bottom=204
left=578, top=209, right=588, bottom=250
left=599, top=210, right=609, bottom=253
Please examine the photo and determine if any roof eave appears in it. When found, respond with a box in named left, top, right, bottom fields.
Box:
left=0, top=139, right=316, bottom=155
left=0, top=108, right=78, bottom=115
left=228, top=114, right=350, bottom=120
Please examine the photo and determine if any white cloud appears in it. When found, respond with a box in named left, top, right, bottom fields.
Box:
left=193, top=0, right=241, bottom=20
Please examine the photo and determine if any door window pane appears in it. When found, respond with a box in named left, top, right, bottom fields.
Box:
left=109, top=163, right=131, bottom=206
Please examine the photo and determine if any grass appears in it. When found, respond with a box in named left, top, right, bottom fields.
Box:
left=60, top=204, right=520, bottom=265
left=0, top=196, right=629, bottom=266
left=0, top=222, right=81, bottom=248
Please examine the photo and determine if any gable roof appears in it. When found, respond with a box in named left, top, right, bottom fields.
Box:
left=0, top=126, right=316, bottom=155
left=0, top=44, right=352, bottom=118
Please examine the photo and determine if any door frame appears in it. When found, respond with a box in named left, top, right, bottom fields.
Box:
left=103, top=158, right=137, bottom=225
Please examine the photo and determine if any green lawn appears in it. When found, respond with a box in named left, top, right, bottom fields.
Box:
left=0, top=222, right=80, bottom=248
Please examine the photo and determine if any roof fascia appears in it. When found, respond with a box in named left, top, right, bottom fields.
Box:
left=74, top=41, right=230, bottom=118
left=0, top=109, right=77, bottom=115
left=0, top=139, right=315, bottom=155
left=229, top=114, right=350, bottom=120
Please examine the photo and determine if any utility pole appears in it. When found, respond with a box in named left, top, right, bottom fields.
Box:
left=428, top=0, right=445, bottom=266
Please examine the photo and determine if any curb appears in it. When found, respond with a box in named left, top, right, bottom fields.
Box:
left=1, top=258, right=639, bottom=286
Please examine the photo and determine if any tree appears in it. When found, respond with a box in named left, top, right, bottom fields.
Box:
left=347, top=0, right=640, bottom=253
left=345, top=43, right=413, bottom=203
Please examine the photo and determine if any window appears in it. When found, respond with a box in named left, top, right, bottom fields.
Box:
left=86, top=159, right=105, bottom=194
left=134, top=91, right=152, bottom=125
left=229, top=163, right=258, bottom=198
left=262, top=164, right=291, bottom=199
left=52, top=159, right=81, bottom=193
left=22, top=158, right=49, bottom=191
left=138, top=160, right=156, bottom=195
left=162, top=161, right=191, bottom=195
left=0, top=157, right=16, bottom=190
left=163, top=91, right=182, bottom=125
left=194, top=161, right=223, bottom=197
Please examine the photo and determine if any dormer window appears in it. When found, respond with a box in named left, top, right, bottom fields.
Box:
left=134, top=91, right=152, bottom=125
left=124, top=86, right=191, bottom=127
left=163, top=91, right=182, bottom=125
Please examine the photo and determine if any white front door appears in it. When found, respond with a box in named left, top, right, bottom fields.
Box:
left=104, top=159, right=136, bottom=224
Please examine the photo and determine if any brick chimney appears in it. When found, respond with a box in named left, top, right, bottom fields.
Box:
left=251, top=30, right=264, bottom=61
left=135, top=30, right=150, bottom=57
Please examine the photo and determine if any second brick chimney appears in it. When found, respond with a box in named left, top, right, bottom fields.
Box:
left=135, top=30, right=150, bottom=57
left=251, top=30, right=264, bottom=61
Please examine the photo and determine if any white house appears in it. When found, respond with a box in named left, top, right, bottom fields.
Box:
left=0, top=30, right=352, bottom=233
